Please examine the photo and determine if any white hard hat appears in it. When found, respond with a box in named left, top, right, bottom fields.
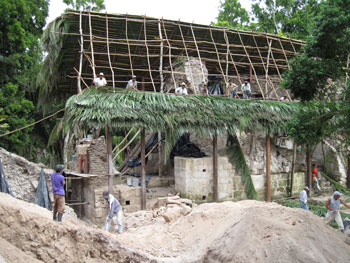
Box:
left=181, top=82, right=186, bottom=86
left=334, top=191, right=343, bottom=196
left=99, top=72, right=104, bottom=76
left=132, top=75, right=136, bottom=78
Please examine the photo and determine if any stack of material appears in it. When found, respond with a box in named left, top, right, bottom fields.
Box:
left=152, top=195, right=192, bottom=222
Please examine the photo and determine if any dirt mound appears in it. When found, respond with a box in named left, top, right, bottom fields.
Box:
left=1, top=192, right=350, bottom=263
left=121, top=201, right=350, bottom=263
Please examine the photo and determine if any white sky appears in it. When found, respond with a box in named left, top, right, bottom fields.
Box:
left=47, top=0, right=252, bottom=26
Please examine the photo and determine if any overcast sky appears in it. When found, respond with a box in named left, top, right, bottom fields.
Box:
left=47, top=0, right=252, bottom=26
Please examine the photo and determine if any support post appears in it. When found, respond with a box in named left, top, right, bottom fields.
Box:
left=213, top=134, right=218, bottom=202
left=306, top=145, right=312, bottom=196
left=141, top=128, right=146, bottom=210
left=142, top=77, right=145, bottom=91
left=107, top=128, right=114, bottom=195
left=289, top=141, right=297, bottom=197
left=249, top=65, right=253, bottom=84
left=266, top=135, right=271, bottom=202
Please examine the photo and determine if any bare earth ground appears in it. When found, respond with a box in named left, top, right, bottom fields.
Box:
left=1, top=192, right=350, bottom=263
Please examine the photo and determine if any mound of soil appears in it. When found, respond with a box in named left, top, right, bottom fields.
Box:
left=1, top=192, right=350, bottom=263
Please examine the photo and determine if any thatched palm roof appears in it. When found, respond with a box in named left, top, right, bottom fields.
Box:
left=63, top=87, right=299, bottom=137
left=39, top=11, right=304, bottom=108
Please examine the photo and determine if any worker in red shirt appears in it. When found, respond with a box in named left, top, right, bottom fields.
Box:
left=312, top=164, right=321, bottom=191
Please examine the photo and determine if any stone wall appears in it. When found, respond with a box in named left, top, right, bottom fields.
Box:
left=0, top=147, right=54, bottom=203
left=174, top=156, right=305, bottom=202
left=88, top=136, right=108, bottom=175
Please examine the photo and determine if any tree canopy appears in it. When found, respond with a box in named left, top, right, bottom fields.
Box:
left=63, top=0, right=105, bottom=11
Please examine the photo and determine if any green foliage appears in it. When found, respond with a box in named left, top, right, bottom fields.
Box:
left=251, top=0, right=318, bottom=39
left=213, top=0, right=250, bottom=29
left=322, top=173, right=350, bottom=196
left=0, top=83, right=34, bottom=154
left=286, top=102, right=338, bottom=146
left=227, top=134, right=258, bottom=200
left=63, top=0, right=105, bottom=11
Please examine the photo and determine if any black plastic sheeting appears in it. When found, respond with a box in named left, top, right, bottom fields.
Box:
left=34, top=169, right=52, bottom=210
left=170, top=133, right=206, bottom=166
left=0, top=159, right=14, bottom=196
left=209, top=80, right=224, bottom=95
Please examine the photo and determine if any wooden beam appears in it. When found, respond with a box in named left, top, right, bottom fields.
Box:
left=191, top=24, right=206, bottom=86
left=143, top=17, right=156, bottom=92
left=125, top=15, right=134, bottom=76
left=107, top=128, right=114, bottom=195
left=77, top=10, right=83, bottom=94
left=105, top=14, right=115, bottom=88
left=88, top=12, right=96, bottom=79
left=266, top=134, right=271, bottom=202
left=162, top=19, right=177, bottom=92
left=213, top=134, right=218, bottom=202
left=158, top=19, right=164, bottom=93
left=141, top=128, right=146, bottom=210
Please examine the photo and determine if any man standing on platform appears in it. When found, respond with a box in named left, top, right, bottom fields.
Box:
left=93, top=72, right=107, bottom=87
left=76, top=139, right=93, bottom=174
left=51, top=164, right=65, bottom=222
left=126, top=75, right=138, bottom=90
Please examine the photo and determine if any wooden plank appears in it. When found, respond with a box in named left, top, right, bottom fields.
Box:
left=213, top=134, right=218, bottom=202
left=141, top=128, right=146, bottom=210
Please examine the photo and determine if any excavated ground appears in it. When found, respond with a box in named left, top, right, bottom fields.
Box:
left=1, top=192, right=350, bottom=263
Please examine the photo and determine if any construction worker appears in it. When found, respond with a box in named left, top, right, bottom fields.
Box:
left=76, top=139, right=93, bottom=174
left=241, top=80, right=252, bottom=99
left=300, top=186, right=310, bottom=210
left=325, top=191, right=350, bottom=232
left=126, top=75, right=138, bottom=90
left=93, top=72, right=107, bottom=87
left=103, top=191, right=123, bottom=234
left=51, top=164, right=65, bottom=222
left=175, top=82, right=188, bottom=95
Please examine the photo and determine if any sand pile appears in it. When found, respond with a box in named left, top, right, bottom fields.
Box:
left=1, top=192, right=350, bottom=263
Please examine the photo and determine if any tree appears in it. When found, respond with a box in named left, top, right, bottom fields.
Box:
left=0, top=83, right=34, bottom=154
left=63, top=0, right=105, bottom=11
left=251, top=0, right=319, bottom=39
left=214, top=0, right=250, bottom=29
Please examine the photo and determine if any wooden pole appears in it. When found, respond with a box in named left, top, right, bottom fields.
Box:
left=306, top=145, right=312, bottom=197
left=162, top=19, right=177, bottom=92
left=88, top=12, right=96, bottom=79
left=143, top=17, right=156, bottom=92
left=289, top=141, right=297, bottom=197
left=141, top=128, right=146, bottom=210
left=209, top=27, right=227, bottom=83
left=158, top=19, right=164, bottom=93
left=213, top=134, right=218, bottom=202
left=125, top=15, right=134, bottom=76
left=142, top=77, right=145, bottom=91
left=105, top=14, right=115, bottom=88
left=190, top=24, right=206, bottom=86
left=77, top=10, right=83, bottom=94
left=266, top=135, right=271, bottom=202
left=107, top=128, right=114, bottom=195
left=224, top=30, right=242, bottom=86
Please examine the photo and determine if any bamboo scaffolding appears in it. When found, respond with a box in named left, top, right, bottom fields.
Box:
left=143, top=17, right=156, bottom=92
left=162, top=19, right=177, bottom=91
left=224, top=29, right=242, bottom=85
left=278, top=38, right=292, bottom=100
left=105, top=13, right=115, bottom=88
left=125, top=15, right=134, bottom=76
left=88, top=12, right=96, bottom=78
left=209, top=26, right=227, bottom=83
left=237, top=31, right=265, bottom=100
left=190, top=24, right=206, bottom=85
left=253, top=36, right=278, bottom=99
left=178, top=21, right=195, bottom=91
left=112, top=128, right=134, bottom=154
left=113, top=129, right=140, bottom=162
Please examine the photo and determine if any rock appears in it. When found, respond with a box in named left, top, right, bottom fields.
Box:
left=151, top=197, right=167, bottom=210
left=180, top=198, right=193, bottom=207
left=180, top=204, right=192, bottom=216
left=166, top=196, right=181, bottom=205
left=162, top=206, right=183, bottom=222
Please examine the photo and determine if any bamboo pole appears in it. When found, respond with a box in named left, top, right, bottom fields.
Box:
left=88, top=12, right=96, bottom=79
left=112, top=130, right=141, bottom=162
left=190, top=23, right=206, bottom=85
left=213, top=134, right=218, bottom=202
left=266, top=134, right=271, bottom=202
left=224, top=30, right=242, bottom=85
left=105, top=13, right=115, bottom=88
left=77, top=10, right=83, bottom=94
left=209, top=26, right=226, bottom=83
left=278, top=38, right=292, bottom=100
left=141, top=128, right=146, bottom=210
left=178, top=22, right=195, bottom=92
left=158, top=19, right=164, bottom=93
left=237, top=31, right=265, bottom=100
left=125, top=15, right=134, bottom=76
left=73, top=67, right=90, bottom=89
left=143, top=17, right=156, bottom=92
left=112, top=128, right=134, bottom=154
left=162, top=19, right=177, bottom=91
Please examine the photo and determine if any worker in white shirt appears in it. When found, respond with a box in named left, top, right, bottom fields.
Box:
left=325, top=191, right=350, bottom=232
left=93, top=72, right=107, bottom=87
left=175, top=82, right=188, bottom=96
left=300, top=186, right=310, bottom=210
left=126, top=75, right=138, bottom=90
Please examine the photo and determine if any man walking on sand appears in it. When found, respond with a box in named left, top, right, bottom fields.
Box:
left=300, top=186, right=310, bottom=210
left=325, top=191, right=350, bottom=232
left=103, top=191, right=123, bottom=234
left=51, top=165, right=65, bottom=222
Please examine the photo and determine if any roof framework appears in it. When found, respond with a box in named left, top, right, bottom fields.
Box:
left=42, top=11, right=304, bottom=102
